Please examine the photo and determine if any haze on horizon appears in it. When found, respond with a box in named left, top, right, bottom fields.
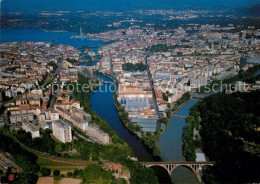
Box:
left=1, top=0, right=260, bottom=12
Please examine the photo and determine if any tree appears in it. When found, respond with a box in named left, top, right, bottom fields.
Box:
left=67, top=172, right=73, bottom=177
left=55, top=144, right=63, bottom=153
left=122, top=63, right=147, bottom=72
left=135, top=125, right=141, bottom=132
left=160, top=117, right=168, bottom=125
left=196, top=91, right=260, bottom=183
left=40, top=167, right=51, bottom=176
left=114, top=178, right=127, bottom=184
left=53, top=170, right=60, bottom=176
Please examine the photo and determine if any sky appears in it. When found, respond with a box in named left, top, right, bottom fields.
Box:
left=1, top=0, right=260, bottom=12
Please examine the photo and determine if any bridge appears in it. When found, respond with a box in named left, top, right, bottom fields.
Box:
left=190, top=92, right=211, bottom=99
left=172, top=115, right=187, bottom=119
left=103, top=81, right=114, bottom=84
left=141, top=161, right=215, bottom=183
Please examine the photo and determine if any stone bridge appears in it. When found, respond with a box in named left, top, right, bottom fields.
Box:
left=141, top=161, right=215, bottom=183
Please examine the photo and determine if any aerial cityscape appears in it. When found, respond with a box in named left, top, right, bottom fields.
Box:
left=0, top=0, right=260, bottom=184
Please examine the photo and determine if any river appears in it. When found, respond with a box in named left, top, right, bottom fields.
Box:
left=159, top=99, right=200, bottom=184
left=0, top=28, right=200, bottom=184
left=90, top=73, right=156, bottom=161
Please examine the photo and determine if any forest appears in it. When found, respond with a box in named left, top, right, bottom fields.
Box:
left=0, top=129, right=40, bottom=184
left=184, top=91, right=260, bottom=183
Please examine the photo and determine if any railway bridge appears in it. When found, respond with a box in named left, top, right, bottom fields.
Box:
left=141, top=161, right=214, bottom=183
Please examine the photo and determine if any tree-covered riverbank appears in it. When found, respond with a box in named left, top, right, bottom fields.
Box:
left=183, top=91, right=260, bottom=183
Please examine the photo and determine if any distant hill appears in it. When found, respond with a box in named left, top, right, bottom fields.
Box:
left=240, top=4, right=260, bottom=16
left=2, top=0, right=260, bottom=13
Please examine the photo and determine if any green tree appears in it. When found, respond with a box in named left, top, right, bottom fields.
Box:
left=53, top=170, right=60, bottom=176
left=40, top=167, right=51, bottom=176
left=67, top=172, right=73, bottom=177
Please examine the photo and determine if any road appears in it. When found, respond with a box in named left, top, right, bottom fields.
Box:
left=49, top=62, right=61, bottom=110
left=145, top=58, right=161, bottom=119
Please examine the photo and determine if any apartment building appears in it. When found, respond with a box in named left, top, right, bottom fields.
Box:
left=69, top=106, right=92, bottom=122
left=52, top=120, right=72, bottom=143
left=21, top=120, right=40, bottom=138
left=55, top=107, right=88, bottom=131
left=87, top=124, right=110, bottom=144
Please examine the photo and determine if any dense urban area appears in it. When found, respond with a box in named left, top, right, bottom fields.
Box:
left=0, top=1, right=260, bottom=184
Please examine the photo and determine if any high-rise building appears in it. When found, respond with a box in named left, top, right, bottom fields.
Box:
left=52, top=120, right=72, bottom=143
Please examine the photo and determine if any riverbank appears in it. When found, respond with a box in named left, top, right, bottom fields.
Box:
left=93, top=71, right=143, bottom=136
left=182, top=104, right=201, bottom=161
left=159, top=99, right=200, bottom=183
left=182, top=64, right=260, bottom=162
left=92, top=71, right=144, bottom=139
left=159, top=92, right=192, bottom=148
left=97, top=72, right=195, bottom=160
left=70, top=73, right=160, bottom=183
left=159, top=99, right=198, bottom=161
left=95, top=71, right=163, bottom=157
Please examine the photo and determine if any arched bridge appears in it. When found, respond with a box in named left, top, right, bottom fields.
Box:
left=141, top=161, right=215, bottom=183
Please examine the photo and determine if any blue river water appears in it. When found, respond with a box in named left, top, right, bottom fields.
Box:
left=159, top=99, right=200, bottom=184
left=90, top=73, right=155, bottom=161
left=159, top=99, right=198, bottom=161
left=0, top=28, right=200, bottom=184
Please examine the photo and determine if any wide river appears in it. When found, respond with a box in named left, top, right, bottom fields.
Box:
left=0, top=28, right=200, bottom=184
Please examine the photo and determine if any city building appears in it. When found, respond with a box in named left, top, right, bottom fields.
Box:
left=21, top=120, right=40, bottom=138
left=52, top=120, right=72, bottom=143
left=69, top=106, right=92, bottom=122
left=39, top=121, right=49, bottom=130
left=131, top=118, right=158, bottom=132
left=86, top=124, right=110, bottom=144
left=9, top=113, right=34, bottom=124
left=55, top=106, right=89, bottom=131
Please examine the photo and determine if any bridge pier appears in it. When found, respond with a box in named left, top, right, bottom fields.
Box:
left=196, top=171, right=202, bottom=183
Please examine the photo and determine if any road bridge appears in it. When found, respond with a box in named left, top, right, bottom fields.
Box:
left=141, top=161, right=214, bottom=183
left=172, top=115, right=187, bottom=119
left=103, top=81, right=114, bottom=84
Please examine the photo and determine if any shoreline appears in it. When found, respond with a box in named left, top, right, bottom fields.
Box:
left=159, top=96, right=196, bottom=162
left=94, top=71, right=162, bottom=161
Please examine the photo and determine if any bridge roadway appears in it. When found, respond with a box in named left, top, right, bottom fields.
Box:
left=141, top=161, right=215, bottom=165
left=141, top=161, right=215, bottom=183
left=102, top=81, right=114, bottom=84
left=171, top=115, right=187, bottom=119
left=190, top=92, right=212, bottom=99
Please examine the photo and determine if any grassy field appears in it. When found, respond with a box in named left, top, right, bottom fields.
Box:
left=37, top=158, right=86, bottom=173
left=84, top=177, right=110, bottom=184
